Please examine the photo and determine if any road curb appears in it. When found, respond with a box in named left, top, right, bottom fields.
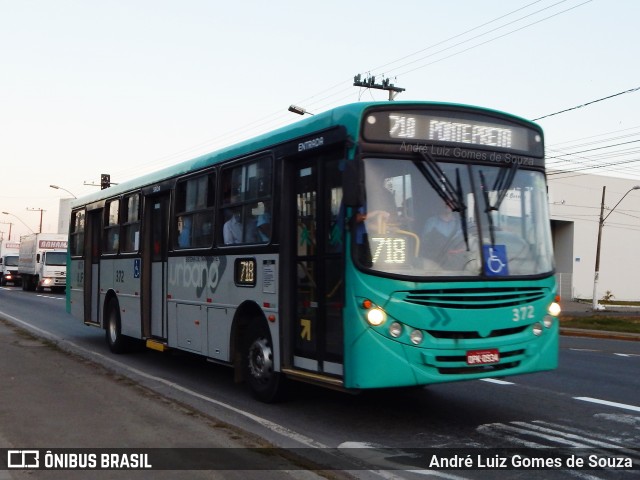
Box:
left=560, top=327, right=640, bottom=342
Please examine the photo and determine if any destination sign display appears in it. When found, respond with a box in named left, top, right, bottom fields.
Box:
left=363, top=109, right=543, bottom=156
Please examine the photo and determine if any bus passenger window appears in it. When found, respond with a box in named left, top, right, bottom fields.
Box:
left=70, top=209, right=85, bottom=256
left=121, top=193, right=140, bottom=253
left=107, top=229, right=119, bottom=253
left=174, top=173, right=215, bottom=249
left=219, top=157, right=272, bottom=245
left=103, top=199, right=120, bottom=254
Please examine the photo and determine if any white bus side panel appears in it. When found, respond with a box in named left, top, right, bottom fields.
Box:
left=207, top=306, right=233, bottom=360
left=166, top=254, right=278, bottom=366
left=101, top=257, right=142, bottom=339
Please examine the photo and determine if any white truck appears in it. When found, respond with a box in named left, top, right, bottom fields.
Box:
left=0, top=240, right=21, bottom=286
left=18, top=233, right=68, bottom=292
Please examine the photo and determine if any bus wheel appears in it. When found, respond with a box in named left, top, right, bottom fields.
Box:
left=106, top=299, right=127, bottom=354
left=245, top=322, right=285, bottom=402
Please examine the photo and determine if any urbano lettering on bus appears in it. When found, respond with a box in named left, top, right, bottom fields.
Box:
left=168, top=256, right=227, bottom=296
left=298, top=137, right=324, bottom=151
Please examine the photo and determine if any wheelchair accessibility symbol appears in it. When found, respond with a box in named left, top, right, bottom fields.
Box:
left=133, top=259, right=141, bottom=279
left=483, top=245, right=509, bottom=276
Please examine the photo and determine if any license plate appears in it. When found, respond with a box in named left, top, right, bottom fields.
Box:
left=466, top=349, right=500, bottom=365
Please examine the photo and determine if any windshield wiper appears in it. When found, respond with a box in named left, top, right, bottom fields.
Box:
left=413, top=152, right=469, bottom=250
left=479, top=161, right=519, bottom=246
left=491, top=161, right=519, bottom=211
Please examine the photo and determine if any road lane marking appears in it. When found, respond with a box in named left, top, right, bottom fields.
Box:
left=480, top=378, right=514, bottom=385
left=481, top=422, right=593, bottom=448
left=511, top=421, right=635, bottom=450
left=478, top=419, right=640, bottom=473
left=614, top=353, right=640, bottom=357
left=574, top=397, right=640, bottom=413
left=36, top=294, right=64, bottom=300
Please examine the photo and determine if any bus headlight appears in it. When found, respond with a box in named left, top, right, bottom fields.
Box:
left=410, top=329, right=423, bottom=345
left=367, top=308, right=386, bottom=327
left=548, top=302, right=561, bottom=317
left=389, top=322, right=402, bottom=338
left=543, top=315, right=554, bottom=328
left=532, top=322, right=543, bottom=336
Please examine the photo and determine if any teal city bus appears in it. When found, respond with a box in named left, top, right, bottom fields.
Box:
left=67, top=101, right=560, bottom=402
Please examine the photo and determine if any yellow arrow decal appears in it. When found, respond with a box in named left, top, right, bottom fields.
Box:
left=300, top=319, right=311, bottom=341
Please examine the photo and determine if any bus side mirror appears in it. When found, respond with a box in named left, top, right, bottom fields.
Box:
left=343, top=159, right=364, bottom=207
left=36, top=254, right=41, bottom=263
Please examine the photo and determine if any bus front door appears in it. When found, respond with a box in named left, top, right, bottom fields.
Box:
left=290, top=154, right=345, bottom=379
left=142, top=192, right=170, bottom=340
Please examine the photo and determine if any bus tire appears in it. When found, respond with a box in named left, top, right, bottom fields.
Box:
left=105, top=298, right=127, bottom=354
left=245, top=321, right=285, bottom=403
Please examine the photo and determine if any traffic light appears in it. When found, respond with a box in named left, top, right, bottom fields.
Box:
left=101, top=174, right=111, bottom=190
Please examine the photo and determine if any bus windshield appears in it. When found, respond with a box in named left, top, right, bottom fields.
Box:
left=355, top=157, right=554, bottom=278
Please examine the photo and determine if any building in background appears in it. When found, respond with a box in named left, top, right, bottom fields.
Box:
left=57, top=198, right=72, bottom=236
left=549, top=173, right=640, bottom=302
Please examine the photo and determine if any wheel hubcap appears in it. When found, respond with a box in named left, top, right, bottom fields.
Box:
left=248, top=337, right=273, bottom=381
left=109, top=315, right=117, bottom=343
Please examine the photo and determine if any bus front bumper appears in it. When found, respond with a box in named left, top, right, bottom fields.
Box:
left=344, top=323, right=558, bottom=389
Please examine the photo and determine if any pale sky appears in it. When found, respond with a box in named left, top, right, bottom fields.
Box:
left=1, top=0, right=639, bottom=238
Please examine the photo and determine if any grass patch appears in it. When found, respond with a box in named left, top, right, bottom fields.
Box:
left=560, top=315, right=640, bottom=334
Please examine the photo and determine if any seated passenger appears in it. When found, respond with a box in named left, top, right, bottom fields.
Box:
left=223, top=209, right=243, bottom=244
left=177, top=216, right=192, bottom=248
left=256, top=211, right=271, bottom=242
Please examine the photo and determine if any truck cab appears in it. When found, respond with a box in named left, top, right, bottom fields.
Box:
left=38, top=250, right=67, bottom=291
left=0, top=254, right=21, bottom=286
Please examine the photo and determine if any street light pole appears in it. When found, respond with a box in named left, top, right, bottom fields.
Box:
left=49, top=184, right=77, bottom=199
left=2, top=211, right=35, bottom=235
left=592, top=185, right=640, bottom=310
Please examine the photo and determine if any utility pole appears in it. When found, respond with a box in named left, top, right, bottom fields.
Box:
left=0, top=221, right=12, bottom=240
left=592, top=186, right=606, bottom=311
left=592, top=184, right=640, bottom=310
left=27, top=207, right=45, bottom=233
left=353, top=74, right=405, bottom=100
